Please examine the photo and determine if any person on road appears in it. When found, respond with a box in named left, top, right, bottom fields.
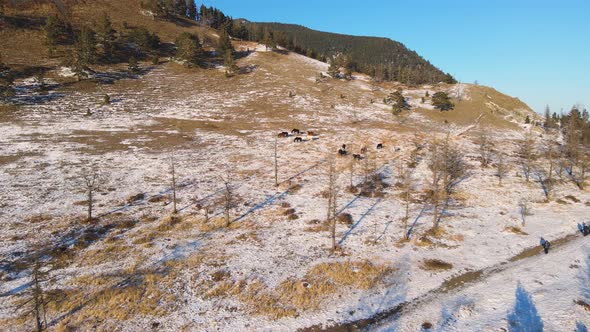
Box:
left=540, top=237, right=551, bottom=254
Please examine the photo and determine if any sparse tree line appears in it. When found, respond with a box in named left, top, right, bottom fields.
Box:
left=24, top=3, right=456, bottom=85
left=322, top=134, right=467, bottom=252
left=237, top=22, right=457, bottom=85
left=42, top=13, right=160, bottom=80
left=477, top=105, right=590, bottom=200
left=380, top=89, right=454, bottom=117
left=156, top=4, right=457, bottom=85
left=140, top=0, right=198, bottom=20
left=533, top=105, right=590, bottom=195
left=40, top=8, right=239, bottom=78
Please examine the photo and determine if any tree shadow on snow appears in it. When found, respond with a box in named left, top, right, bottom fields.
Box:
left=506, top=282, right=544, bottom=332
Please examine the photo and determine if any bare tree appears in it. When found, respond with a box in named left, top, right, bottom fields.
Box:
left=428, top=134, right=466, bottom=230
left=397, top=162, right=414, bottom=239
left=82, top=167, right=100, bottom=223
left=274, top=137, right=279, bottom=187
left=16, top=258, right=49, bottom=331
left=518, top=199, right=531, bottom=226
left=361, top=150, right=375, bottom=194
left=565, top=108, right=581, bottom=171
left=543, top=138, right=557, bottom=199
left=477, top=130, right=493, bottom=167
left=220, top=171, right=234, bottom=227
left=518, top=129, right=536, bottom=182
left=169, top=156, right=178, bottom=214
left=495, top=152, right=509, bottom=186
left=578, top=146, right=590, bottom=189
left=326, top=156, right=339, bottom=252
left=202, top=204, right=211, bottom=224
left=428, top=137, right=443, bottom=229
left=349, top=158, right=354, bottom=190
left=455, top=83, right=463, bottom=102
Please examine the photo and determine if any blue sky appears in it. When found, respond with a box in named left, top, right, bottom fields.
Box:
left=200, top=1, right=589, bottom=114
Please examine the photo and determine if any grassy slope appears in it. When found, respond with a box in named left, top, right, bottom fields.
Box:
left=0, top=0, right=536, bottom=130
left=0, top=0, right=216, bottom=65
left=418, top=84, right=536, bottom=129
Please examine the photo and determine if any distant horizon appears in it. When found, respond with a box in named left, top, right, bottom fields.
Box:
left=201, top=0, right=589, bottom=115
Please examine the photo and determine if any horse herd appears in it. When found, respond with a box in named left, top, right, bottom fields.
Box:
left=337, top=143, right=384, bottom=161
left=277, top=129, right=316, bottom=143
left=277, top=129, right=400, bottom=160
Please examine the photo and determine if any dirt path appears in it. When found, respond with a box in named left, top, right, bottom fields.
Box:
left=300, top=231, right=583, bottom=332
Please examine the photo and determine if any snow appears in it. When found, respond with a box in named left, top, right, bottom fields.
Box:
left=0, top=48, right=589, bottom=332
left=374, top=240, right=590, bottom=331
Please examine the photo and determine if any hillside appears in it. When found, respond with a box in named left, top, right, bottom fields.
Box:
left=244, top=22, right=455, bottom=85
left=0, top=0, right=217, bottom=65
left=1, top=2, right=589, bottom=332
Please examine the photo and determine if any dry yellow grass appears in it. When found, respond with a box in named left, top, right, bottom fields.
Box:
left=77, top=241, right=136, bottom=267
left=202, top=260, right=393, bottom=319
left=57, top=270, right=178, bottom=330
left=234, top=231, right=260, bottom=243
left=416, top=84, right=531, bottom=130
left=414, top=236, right=435, bottom=247
left=504, top=226, right=528, bottom=235
left=449, top=234, right=465, bottom=242
left=421, top=259, right=453, bottom=271
left=198, top=216, right=228, bottom=232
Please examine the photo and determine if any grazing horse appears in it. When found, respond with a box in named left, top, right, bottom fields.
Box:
left=376, top=143, right=384, bottom=149
left=307, top=131, right=316, bottom=136
left=294, top=137, right=303, bottom=143
left=277, top=132, right=289, bottom=138
left=341, top=144, right=347, bottom=150
left=360, top=146, right=368, bottom=154
left=292, top=129, right=301, bottom=135
left=338, top=149, right=347, bottom=156
left=353, top=154, right=363, bottom=160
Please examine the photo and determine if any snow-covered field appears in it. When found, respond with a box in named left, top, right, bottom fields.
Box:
left=0, top=49, right=588, bottom=331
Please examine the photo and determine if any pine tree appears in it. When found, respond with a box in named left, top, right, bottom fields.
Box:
left=68, top=26, right=96, bottom=80
left=128, top=27, right=160, bottom=52
left=385, top=89, right=409, bottom=115
left=199, top=4, right=207, bottom=23
left=0, top=54, right=14, bottom=99
left=217, top=24, right=233, bottom=55
left=223, top=49, right=238, bottom=77
left=525, top=115, right=531, bottom=124
left=95, top=13, right=115, bottom=62
left=140, top=0, right=165, bottom=16
left=128, top=56, right=140, bottom=74
left=187, top=0, right=197, bottom=20
left=432, top=92, right=454, bottom=111
left=328, top=57, right=340, bottom=78
left=262, top=28, right=276, bottom=50
left=163, top=0, right=175, bottom=17
left=44, top=15, right=71, bottom=56
left=175, top=32, right=202, bottom=66
left=543, top=105, right=555, bottom=129
left=175, top=0, right=187, bottom=17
